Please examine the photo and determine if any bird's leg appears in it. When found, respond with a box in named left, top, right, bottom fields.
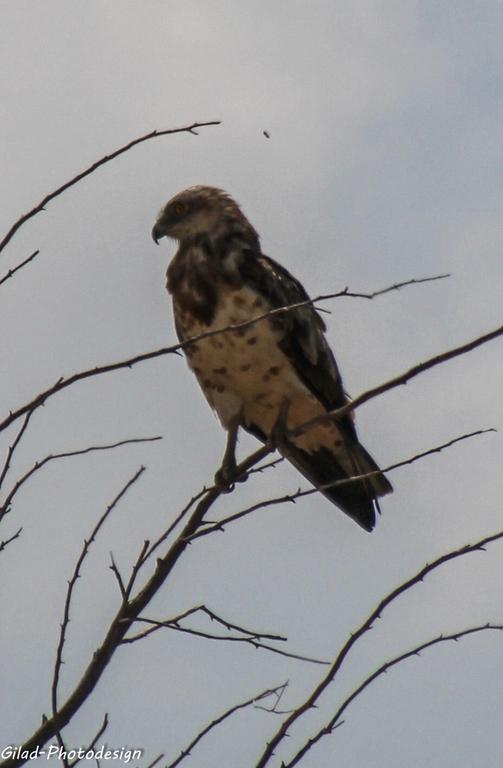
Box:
left=214, top=412, right=248, bottom=491
left=268, top=397, right=291, bottom=450
left=220, top=419, right=239, bottom=479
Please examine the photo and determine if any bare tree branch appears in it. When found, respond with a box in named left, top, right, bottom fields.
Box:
left=0, top=123, right=220, bottom=255
left=109, top=553, right=127, bottom=599
left=291, top=328, right=503, bottom=436
left=138, top=459, right=284, bottom=570
left=122, top=539, right=151, bottom=599
left=1, top=422, right=497, bottom=767
left=189, top=428, right=494, bottom=541
left=284, top=624, right=503, bottom=767
left=165, top=683, right=288, bottom=768
left=0, top=274, right=454, bottom=437
left=0, top=250, right=40, bottom=287
left=0, top=447, right=271, bottom=768
left=138, top=486, right=210, bottom=567
left=53, top=732, right=71, bottom=768
left=332, top=273, right=450, bottom=300
left=0, top=436, right=160, bottom=524
left=51, top=467, right=145, bottom=715
left=167, top=604, right=288, bottom=640
left=0, top=410, right=34, bottom=491
left=0, top=526, right=23, bottom=553
left=143, top=754, right=165, bottom=768
left=248, top=457, right=284, bottom=474
left=253, top=529, right=503, bottom=767
left=123, top=604, right=285, bottom=644
left=124, top=620, right=328, bottom=665
left=122, top=614, right=328, bottom=666
left=67, top=714, right=109, bottom=768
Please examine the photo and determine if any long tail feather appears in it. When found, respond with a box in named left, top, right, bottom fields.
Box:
left=283, top=442, right=392, bottom=532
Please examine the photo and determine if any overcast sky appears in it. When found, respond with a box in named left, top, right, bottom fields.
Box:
left=2, top=2, right=503, bottom=767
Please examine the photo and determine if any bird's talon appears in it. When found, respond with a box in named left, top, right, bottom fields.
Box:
left=215, top=465, right=248, bottom=491
left=215, top=464, right=236, bottom=492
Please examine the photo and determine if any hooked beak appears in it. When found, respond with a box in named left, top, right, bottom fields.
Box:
left=151, top=222, right=164, bottom=244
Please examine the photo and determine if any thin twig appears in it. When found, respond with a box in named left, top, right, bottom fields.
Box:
left=121, top=619, right=329, bottom=665
left=0, top=450, right=266, bottom=768
left=143, top=754, right=164, bottom=768
left=0, top=436, right=160, bottom=521
left=0, top=250, right=40, bottom=286
left=109, top=554, right=126, bottom=599
left=0, top=526, right=23, bottom=553
left=54, top=731, right=71, bottom=768
left=123, top=539, right=151, bottom=598
left=190, top=490, right=301, bottom=541
left=138, top=486, right=209, bottom=567
left=51, top=468, right=145, bottom=716
left=0, top=410, right=34, bottom=491
left=0, top=123, right=220, bottom=255
left=161, top=604, right=287, bottom=640
left=253, top=681, right=290, bottom=714
left=333, top=273, right=450, bottom=300
left=67, top=714, right=109, bottom=768
left=139, top=457, right=283, bottom=567
left=248, top=456, right=284, bottom=474
left=123, top=604, right=284, bottom=648
left=165, top=683, right=288, bottom=768
left=284, top=624, right=503, bottom=767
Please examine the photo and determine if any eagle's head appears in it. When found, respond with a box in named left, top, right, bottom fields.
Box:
left=152, top=185, right=259, bottom=248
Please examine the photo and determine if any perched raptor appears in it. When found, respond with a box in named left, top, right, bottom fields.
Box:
left=152, top=186, right=392, bottom=531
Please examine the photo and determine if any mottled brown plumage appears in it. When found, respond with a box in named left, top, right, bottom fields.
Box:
left=152, top=185, right=392, bottom=531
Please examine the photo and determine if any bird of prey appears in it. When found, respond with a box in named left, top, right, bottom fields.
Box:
left=152, top=186, right=392, bottom=531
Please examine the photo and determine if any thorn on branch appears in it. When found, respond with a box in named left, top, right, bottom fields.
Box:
left=0, top=250, right=40, bottom=287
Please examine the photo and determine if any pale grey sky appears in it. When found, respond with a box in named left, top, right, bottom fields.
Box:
left=2, top=2, right=503, bottom=767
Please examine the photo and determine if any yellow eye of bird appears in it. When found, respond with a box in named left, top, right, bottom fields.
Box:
left=174, top=202, right=186, bottom=216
